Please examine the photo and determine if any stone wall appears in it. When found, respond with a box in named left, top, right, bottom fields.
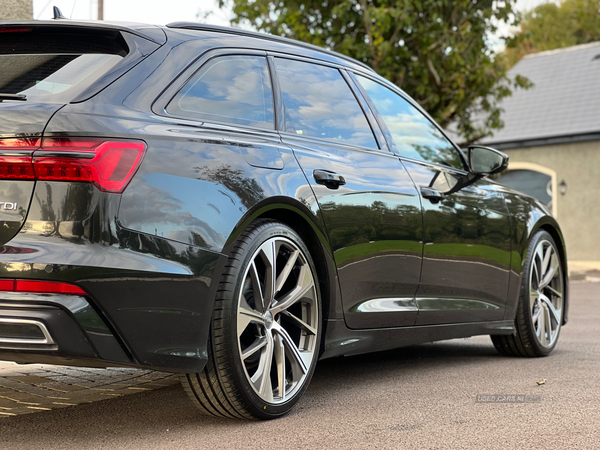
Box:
left=0, top=0, right=33, bottom=21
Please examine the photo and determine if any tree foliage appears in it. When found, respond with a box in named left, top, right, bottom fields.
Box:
left=218, top=0, right=529, bottom=143
left=505, top=0, right=600, bottom=68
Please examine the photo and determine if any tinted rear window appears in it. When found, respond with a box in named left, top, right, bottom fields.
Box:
left=166, top=55, right=275, bottom=129
left=0, top=29, right=128, bottom=103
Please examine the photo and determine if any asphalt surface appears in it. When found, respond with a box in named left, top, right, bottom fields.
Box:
left=0, top=281, right=598, bottom=450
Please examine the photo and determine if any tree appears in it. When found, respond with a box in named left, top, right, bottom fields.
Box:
left=505, top=0, right=600, bottom=68
left=218, top=0, right=529, bottom=143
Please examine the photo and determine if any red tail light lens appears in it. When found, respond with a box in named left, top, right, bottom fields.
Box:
left=0, top=156, right=36, bottom=179
left=0, top=138, right=40, bottom=148
left=0, top=279, right=87, bottom=295
left=0, top=280, right=15, bottom=291
left=0, top=138, right=39, bottom=180
left=0, top=138, right=146, bottom=193
left=36, top=139, right=146, bottom=193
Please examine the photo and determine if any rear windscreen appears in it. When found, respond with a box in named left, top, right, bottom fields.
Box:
left=0, top=29, right=128, bottom=103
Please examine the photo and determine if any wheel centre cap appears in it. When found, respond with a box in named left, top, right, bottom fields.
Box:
left=264, top=311, right=274, bottom=328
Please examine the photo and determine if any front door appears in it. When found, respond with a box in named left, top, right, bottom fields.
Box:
left=402, top=161, right=513, bottom=325
left=352, top=72, right=512, bottom=325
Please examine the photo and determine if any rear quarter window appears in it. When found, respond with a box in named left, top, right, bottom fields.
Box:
left=166, top=55, right=275, bottom=130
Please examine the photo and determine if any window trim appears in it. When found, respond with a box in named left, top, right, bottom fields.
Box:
left=348, top=70, right=469, bottom=172
left=267, top=52, right=389, bottom=155
left=266, top=55, right=286, bottom=132
left=341, top=69, right=389, bottom=152
left=277, top=129, right=398, bottom=160
left=152, top=48, right=280, bottom=135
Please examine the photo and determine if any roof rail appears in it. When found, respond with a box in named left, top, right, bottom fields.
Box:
left=166, top=22, right=373, bottom=72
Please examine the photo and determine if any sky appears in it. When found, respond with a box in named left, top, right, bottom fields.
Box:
left=33, top=0, right=553, bottom=37
left=33, top=0, right=230, bottom=25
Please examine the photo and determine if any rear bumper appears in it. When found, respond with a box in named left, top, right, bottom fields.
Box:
left=0, top=292, right=130, bottom=367
left=0, top=234, right=226, bottom=373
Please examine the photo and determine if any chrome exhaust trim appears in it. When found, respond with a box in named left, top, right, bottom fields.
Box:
left=0, top=318, right=56, bottom=346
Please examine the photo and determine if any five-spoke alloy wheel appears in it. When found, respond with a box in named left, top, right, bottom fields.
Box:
left=181, top=220, right=322, bottom=419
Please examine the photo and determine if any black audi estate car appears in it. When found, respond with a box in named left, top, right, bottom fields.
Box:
left=0, top=19, right=568, bottom=419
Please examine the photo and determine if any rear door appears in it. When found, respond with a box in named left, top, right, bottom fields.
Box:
left=271, top=55, right=423, bottom=329
left=353, top=73, right=512, bottom=325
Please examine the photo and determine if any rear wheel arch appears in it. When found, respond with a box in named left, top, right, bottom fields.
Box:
left=223, top=199, right=341, bottom=349
left=260, top=209, right=333, bottom=323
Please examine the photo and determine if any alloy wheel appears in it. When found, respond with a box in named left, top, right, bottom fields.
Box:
left=529, top=239, right=563, bottom=348
left=236, top=237, right=318, bottom=404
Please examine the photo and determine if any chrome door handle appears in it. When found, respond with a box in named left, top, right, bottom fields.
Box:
left=313, top=170, right=346, bottom=189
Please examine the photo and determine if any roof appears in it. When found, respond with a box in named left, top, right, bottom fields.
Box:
left=482, top=41, right=600, bottom=147
left=0, top=19, right=373, bottom=73
left=166, top=22, right=374, bottom=72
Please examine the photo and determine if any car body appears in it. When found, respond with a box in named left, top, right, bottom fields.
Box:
left=0, top=20, right=568, bottom=417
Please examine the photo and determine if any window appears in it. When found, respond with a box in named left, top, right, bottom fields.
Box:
left=0, top=31, right=127, bottom=103
left=355, top=74, right=464, bottom=169
left=274, top=58, right=377, bottom=149
left=167, top=56, right=274, bottom=129
left=495, top=169, right=553, bottom=210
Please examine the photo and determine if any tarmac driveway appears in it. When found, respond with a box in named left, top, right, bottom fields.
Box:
left=0, top=281, right=598, bottom=449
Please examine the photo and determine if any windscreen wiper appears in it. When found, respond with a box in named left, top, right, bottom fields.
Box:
left=0, top=94, right=27, bottom=102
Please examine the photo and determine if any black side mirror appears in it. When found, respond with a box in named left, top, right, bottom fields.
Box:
left=467, top=145, right=509, bottom=176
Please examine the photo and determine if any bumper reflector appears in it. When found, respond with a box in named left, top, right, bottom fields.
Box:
left=0, top=280, right=87, bottom=295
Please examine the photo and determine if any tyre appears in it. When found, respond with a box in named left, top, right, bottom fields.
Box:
left=491, top=230, right=564, bottom=357
left=181, top=219, right=322, bottom=419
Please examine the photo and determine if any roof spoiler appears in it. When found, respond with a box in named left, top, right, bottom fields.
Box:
left=0, top=20, right=166, bottom=45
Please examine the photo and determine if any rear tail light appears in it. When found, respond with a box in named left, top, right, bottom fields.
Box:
left=0, top=138, right=39, bottom=180
left=0, top=138, right=146, bottom=193
left=0, top=156, right=36, bottom=179
left=0, top=279, right=87, bottom=295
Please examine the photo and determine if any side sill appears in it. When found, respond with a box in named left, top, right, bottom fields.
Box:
left=320, top=319, right=515, bottom=360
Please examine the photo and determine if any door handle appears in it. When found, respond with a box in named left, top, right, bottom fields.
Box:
left=420, top=186, right=444, bottom=203
left=313, top=170, right=346, bottom=190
